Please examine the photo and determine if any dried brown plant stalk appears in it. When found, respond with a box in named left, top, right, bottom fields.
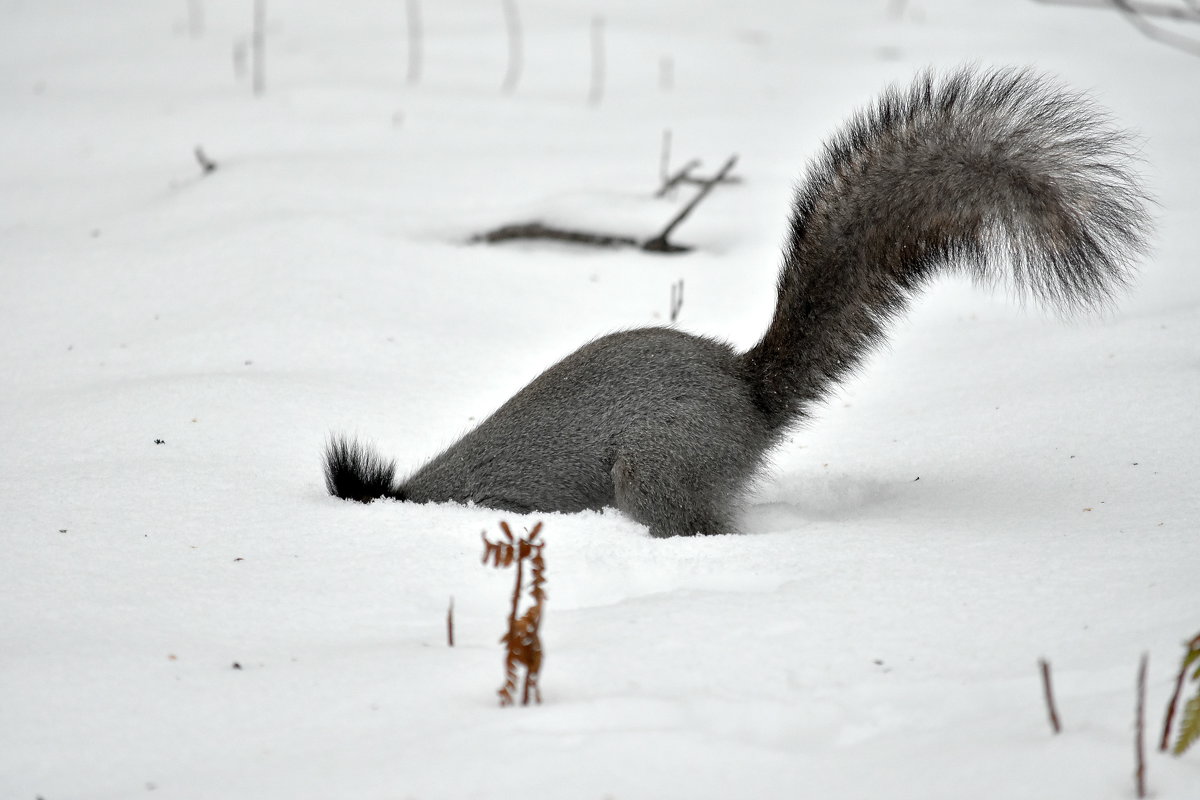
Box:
left=1136, top=652, right=1148, bottom=799
left=481, top=521, right=546, bottom=706
left=1039, top=658, right=1062, bottom=734
left=1161, top=631, right=1200, bottom=754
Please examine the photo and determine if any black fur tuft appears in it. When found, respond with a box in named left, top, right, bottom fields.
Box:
left=323, top=435, right=401, bottom=502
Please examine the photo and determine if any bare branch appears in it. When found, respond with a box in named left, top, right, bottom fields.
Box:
left=656, top=159, right=701, bottom=197
left=1111, top=0, right=1200, bottom=55
left=472, top=222, right=638, bottom=248
left=643, top=154, right=738, bottom=253
left=1033, top=0, right=1200, bottom=21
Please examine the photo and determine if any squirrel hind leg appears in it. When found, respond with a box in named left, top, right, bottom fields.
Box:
left=612, top=453, right=737, bottom=537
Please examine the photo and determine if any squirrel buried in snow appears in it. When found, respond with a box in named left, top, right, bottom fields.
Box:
left=323, top=66, right=1150, bottom=537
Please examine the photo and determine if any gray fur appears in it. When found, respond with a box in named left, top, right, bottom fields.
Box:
left=324, top=66, right=1150, bottom=537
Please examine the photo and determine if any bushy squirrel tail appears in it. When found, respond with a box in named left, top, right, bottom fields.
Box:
left=740, top=66, right=1151, bottom=429
left=323, top=435, right=403, bottom=502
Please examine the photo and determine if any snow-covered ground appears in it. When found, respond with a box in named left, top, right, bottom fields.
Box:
left=2, top=1, right=1198, bottom=798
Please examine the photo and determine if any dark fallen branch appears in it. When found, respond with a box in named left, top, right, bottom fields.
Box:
left=471, top=222, right=637, bottom=248
left=474, top=153, right=739, bottom=253
left=643, top=154, right=738, bottom=253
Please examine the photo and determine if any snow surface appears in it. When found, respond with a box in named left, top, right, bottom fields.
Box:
left=2, top=1, right=1199, bottom=798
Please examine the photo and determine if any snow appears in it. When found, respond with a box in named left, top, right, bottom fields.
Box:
left=2, top=1, right=1199, bottom=798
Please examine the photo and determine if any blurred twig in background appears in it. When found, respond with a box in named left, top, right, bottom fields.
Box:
left=501, top=0, right=522, bottom=94
left=1034, top=0, right=1199, bottom=20
left=252, top=0, right=266, bottom=95
left=406, top=0, right=423, bottom=85
left=588, top=16, right=605, bottom=106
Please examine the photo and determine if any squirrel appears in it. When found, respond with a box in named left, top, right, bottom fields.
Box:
left=323, top=66, right=1150, bottom=537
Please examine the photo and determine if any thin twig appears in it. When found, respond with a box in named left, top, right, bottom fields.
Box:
left=656, top=159, right=701, bottom=197
left=1160, top=632, right=1200, bottom=751
left=588, top=16, right=605, bottom=106
left=659, top=129, right=671, bottom=185
left=446, top=596, right=454, bottom=647
left=643, top=154, right=738, bottom=253
left=677, top=173, right=742, bottom=187
left=501, top=0, right=522, bottom=94
left=1111, top=0, right=1200, bottom=55
left=251, top=0, right=265, bottom=95
left=187, top=0, right=204, bottom=38
left=406, top=0, right=423, bottom=85
left=669, top=279, right=684, bottom=323
left=193, top=146, right=217, bottom=175
left=1032, top=0, right=1200, bottom=21
left=1039, top=658, right=1062, bottom=734
left=658, top=55, right=674, bottom=91
left=472, top=222, right=638, bottom=248
left=1136, top=652, right=1149, bottom=799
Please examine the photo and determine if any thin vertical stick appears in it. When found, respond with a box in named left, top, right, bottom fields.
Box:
left=587, top=15, right=605, bottom=106
left=251, top=0, right=265, bottom=95
left=659, top=129, right=671, bottom=185
left=1136, top=652, right=1148, bottom=799
left=1039, top=658, right=1062, bottom=734
left=406, top=0, right=423, bottom=85
left=887, top=0, right=910, bottom=20
left=500, top=0, right=522, bottom=94
left=1160, top=633, right=1200, bottom=751
left=1161, top=655, right=1187, bottom=751
left=643, top=154, right=737, bottom=252
left=669, top=279, right=684, bottom=323
left=193, top=146, right=218, bottom=175
left=187, top=0, right=204, bottom=38
left=658, top=55, right=673, bottom=91
left=446, top=596, right=454, bottom=647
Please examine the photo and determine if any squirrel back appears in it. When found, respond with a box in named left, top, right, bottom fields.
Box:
left=324, top=66, right=1150, bottom=537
